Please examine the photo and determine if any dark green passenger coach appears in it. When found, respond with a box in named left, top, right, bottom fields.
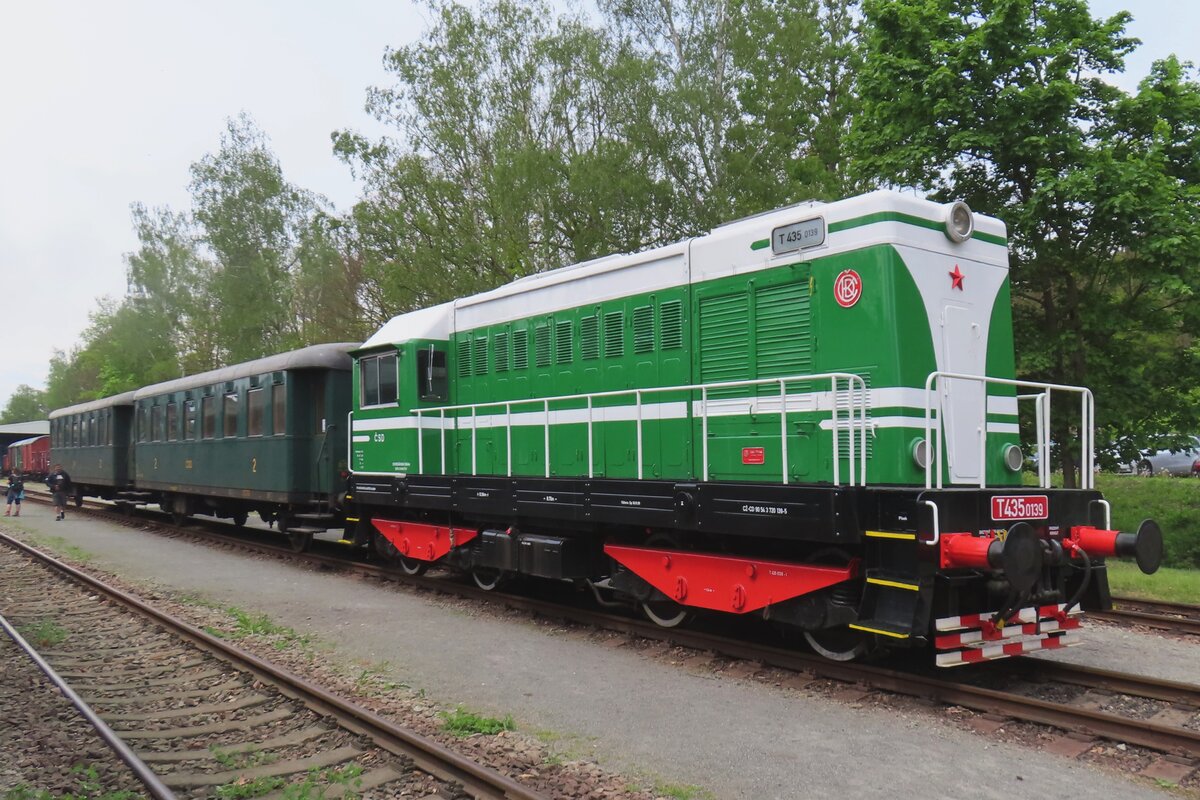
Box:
left=130, top=343, right=356, bottom=533
left=49, top=391, right=137, bottom=502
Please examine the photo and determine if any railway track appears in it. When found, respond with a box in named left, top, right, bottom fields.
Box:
left=0, top=530, right=547, bottom=800
left=1095, top=597, right=1200, bottom=637
left=12, top=493, right=1200, bottom=771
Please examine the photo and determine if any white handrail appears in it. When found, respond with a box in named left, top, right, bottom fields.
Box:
left=411, top=371, right=869, bottom=485
left=924, top=372, right=1094, bottom=490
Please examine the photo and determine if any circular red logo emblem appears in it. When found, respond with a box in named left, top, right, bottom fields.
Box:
left=834, top=269, right=862, bottom=308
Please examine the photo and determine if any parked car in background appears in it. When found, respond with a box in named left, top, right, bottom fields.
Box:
left=1127, top=435, right=1200, bottom=477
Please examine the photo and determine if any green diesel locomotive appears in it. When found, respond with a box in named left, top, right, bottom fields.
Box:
left=347, top=189, right=1162, bottom=666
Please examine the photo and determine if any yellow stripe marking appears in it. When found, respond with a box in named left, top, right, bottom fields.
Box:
left=867, top=577, right=920, bottom=592
left=865, top=530, right=917, bottom=540
left=849, top=624, right=911, bottom=639
left=345, top=517, right=360, bottom=523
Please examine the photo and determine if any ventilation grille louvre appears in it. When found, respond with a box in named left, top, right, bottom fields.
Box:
left=494, top=331, right=510, bottom=372
left=633, top=305, right=655, bottom=354
left=513, top=330, right=529, bottom=370
left=457, top=339, right=472, bottom=377
left=660, top=300, right=683, bottom=350
left=534, top=324, right=551, bottom=368
left=581, top=316, right=600, bottom=360
left=603, top=311, right=624, bottom=358
left=555, top=320, right=573, bottom=364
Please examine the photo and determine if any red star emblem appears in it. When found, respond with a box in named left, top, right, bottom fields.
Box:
left=949, top=264, right=964, bottom=290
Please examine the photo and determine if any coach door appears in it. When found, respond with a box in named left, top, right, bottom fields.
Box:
left=940, top=304, right=986, bottom=483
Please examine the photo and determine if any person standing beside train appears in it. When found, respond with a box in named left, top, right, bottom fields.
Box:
left=4, top=471, right=23, bottom=517
left=46, top=464, right=71, bottom=521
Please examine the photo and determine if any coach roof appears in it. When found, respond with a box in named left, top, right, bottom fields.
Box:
left=131, top=343, right=358, bottom=401
left=50, top=391, right=138, bottom=420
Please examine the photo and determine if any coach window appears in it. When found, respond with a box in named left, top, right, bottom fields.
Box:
left=201, top=396, right=216, bottom=439
left=272, top=383, right=286, bottom=436
left=137, top=408, right=148, bottom=443
left=223, top=392, right=239, bottom=438
left=166, top=403, right=178, bottom=442
left=417, top=345, right=447, bottom=400
left=247, top=388, right=265, bottom=436
left=150, top=405, right=162, bottom=442
left=185, top=400, right=197, bottom=439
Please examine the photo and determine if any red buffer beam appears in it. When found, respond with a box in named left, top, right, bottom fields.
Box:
left=605, top=544, right=859, bottom=614
left=371, top=519, right=478, bottom=563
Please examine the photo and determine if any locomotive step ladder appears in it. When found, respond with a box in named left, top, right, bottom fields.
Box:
left=849, top=529, right=926, bottom=639
left=849, top=569, right=927, bottom=640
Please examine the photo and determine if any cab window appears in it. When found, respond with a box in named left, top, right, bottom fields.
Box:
left=417, top=345, right=447, bottom=400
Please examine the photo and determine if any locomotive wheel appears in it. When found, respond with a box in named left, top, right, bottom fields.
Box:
left=800, top=547, right=871, bottom=662
left=471, top=567, right=508, bottom=591
left=641, top=594, right=690, bottom=628
left=639, top=532, right=692, bottom=629
left=371, top=530, right=429, bottom=575
left=803, top=626, right=872, bottom=662
left=288, top=532, right=313, bottom=553
left=231, top=512, right=248, bottom=527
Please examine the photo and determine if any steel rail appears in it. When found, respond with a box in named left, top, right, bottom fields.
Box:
left=0, top=610, right=178, bottom=800
left=0, top=531, right=547, bottom=800
left=17, top=495, right=1200, bottom=757
left=1091, top=608, right=1200, bottom=637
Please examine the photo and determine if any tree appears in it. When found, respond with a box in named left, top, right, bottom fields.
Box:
left=190, top=114, right=321, bottom=362
left=853, top=0, right=1200, bottom=484
left=0, top=385, right=47, bottom=423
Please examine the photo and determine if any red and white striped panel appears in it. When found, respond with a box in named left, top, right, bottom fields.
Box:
left=934, top=616, right=1081, bottom=650
left=935, top=631, right=1081, bottom=667
left=935, top=603, right=1079, bottom=632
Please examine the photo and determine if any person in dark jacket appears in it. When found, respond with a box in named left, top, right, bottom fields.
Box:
left=46, top=465, right=72, bottom=521
left=4, top=472, right=23, bottom=517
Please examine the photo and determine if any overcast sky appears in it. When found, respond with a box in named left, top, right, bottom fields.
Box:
left=0, top=1, right=1196, bottom=414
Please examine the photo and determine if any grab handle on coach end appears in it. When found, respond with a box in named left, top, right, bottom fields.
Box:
left=1068, top=519, right=1163, bottom=575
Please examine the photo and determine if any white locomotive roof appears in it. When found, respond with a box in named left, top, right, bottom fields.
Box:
left=360, top=302, right=454, bottom=350
left=50, top=391, right=138, bottom=419
left=366, top=190, right=1009, bottom=341
left=131, top=343, right=358, bottom=401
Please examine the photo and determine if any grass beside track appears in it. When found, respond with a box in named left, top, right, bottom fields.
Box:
left=1105, top=560, right=1200, bottom=605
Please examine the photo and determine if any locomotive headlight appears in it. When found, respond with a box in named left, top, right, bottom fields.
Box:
left=911, top=438, right=930, bottom=470
left=945, top=201, right=974, bottom=242
left=1002, top=443, right=1024, bottom=472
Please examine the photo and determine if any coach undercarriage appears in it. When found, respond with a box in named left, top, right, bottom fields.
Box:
left=349, top=474, right=1162, bottom=667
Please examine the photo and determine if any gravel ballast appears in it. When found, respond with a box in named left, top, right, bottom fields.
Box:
left=2, top=507, right=1190, bottom=799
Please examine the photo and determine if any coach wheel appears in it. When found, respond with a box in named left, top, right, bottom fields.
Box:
left=472, top=567, right=508, bottom=591
left=73, top=490, right=83, bottom=508
left=232, top=512, right=248, bottom=527
left=171, top=511, right=189, bottom=527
